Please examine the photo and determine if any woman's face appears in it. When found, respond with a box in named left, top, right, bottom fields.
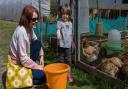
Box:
left=31, top=12, right=38, bottom=28
left=62, top=14, right=69, bottom=22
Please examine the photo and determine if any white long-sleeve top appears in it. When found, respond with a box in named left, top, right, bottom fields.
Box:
left=9, top=26, right=44, bottom=69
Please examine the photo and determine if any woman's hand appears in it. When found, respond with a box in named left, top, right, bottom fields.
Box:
left=40, top=56, right=44, bottom=67
left=38, top=65, right=44, bottom=71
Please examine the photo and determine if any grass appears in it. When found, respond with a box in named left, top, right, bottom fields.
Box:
left=0, top=20, right=120, bottom=89
left=44, top=47, right=120, bottom=89
left=0, top=20, right=16, bottom=89
left=0, top=20, right=16, bottom=62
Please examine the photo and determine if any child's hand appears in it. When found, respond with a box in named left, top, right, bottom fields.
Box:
left=57, top=34, right=62, bottom=40
left=57, top=29, right=62, bottom=40
left=40, top=56, right=44, bottom=67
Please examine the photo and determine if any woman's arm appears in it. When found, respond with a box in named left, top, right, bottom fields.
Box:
left=31, top=30, right=44, bottom=66
left=17, top=30, right=43, bottom=70
left=39, top=48, right=44, bottom=66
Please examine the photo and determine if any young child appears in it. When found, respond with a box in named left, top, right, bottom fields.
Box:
left=57, top=4, right=74, bottom=82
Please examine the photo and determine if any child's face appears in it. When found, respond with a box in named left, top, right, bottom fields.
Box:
left=62, top=14, right=69, bottom=22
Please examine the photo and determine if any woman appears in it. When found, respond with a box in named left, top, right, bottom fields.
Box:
left=6, top=5, right=46, bottom=88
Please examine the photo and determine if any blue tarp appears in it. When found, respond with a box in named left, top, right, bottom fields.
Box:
left=34, top=16, right=128, bottom=37
left=90, top=16, right=128, bottom=33
left=33, top=22, right=57, bottom=38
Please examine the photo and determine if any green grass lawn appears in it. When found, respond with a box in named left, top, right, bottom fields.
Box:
left=0, top=20, right=16, bottom=89
left=0, top=20, right=16, bottom=62
left=0, top=20, right=120, bottom=89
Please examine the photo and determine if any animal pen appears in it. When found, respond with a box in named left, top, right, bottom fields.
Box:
left=61, top=0, right=128, bottom=89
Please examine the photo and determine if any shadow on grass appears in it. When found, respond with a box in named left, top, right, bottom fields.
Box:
left=1, top=71, right=6, bottom=89
left=69, top=78, right=90, bottom=87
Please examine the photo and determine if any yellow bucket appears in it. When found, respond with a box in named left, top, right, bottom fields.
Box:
left=44, top=63, right=70, bottom=89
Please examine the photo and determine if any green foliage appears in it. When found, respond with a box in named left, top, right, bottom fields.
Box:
left=50, top=0, right=57, bottom=16
left=43, top=47, right=57, bottom=64
left=0, top=20, right=16, bottom=30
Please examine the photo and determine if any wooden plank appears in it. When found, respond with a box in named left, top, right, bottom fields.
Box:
left=76, top=60, right=125, bottom=88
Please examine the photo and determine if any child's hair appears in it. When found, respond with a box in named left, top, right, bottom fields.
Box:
left=61, top=4, right=71, bottom=15
left=60, top=4, right=72, bottom=20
